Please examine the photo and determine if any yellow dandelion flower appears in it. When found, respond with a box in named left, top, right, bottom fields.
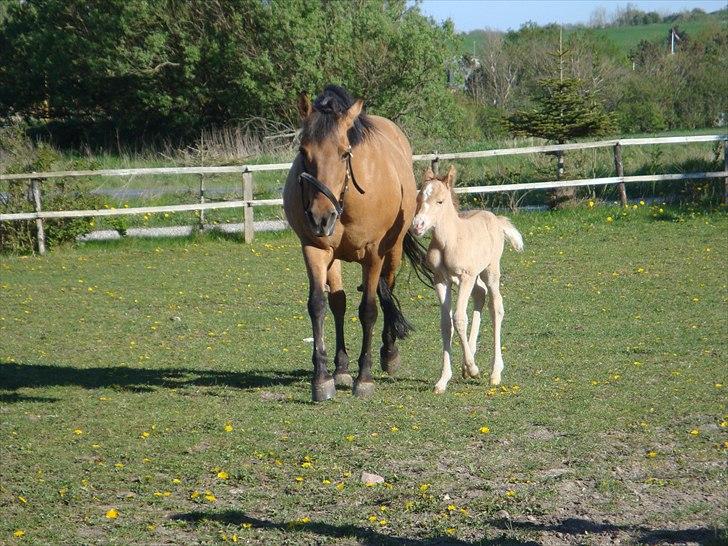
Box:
left=368, top=515, right=378, bottom=522
left=295, top=476, right=304, bottom=483
left=242, top=523, right=252, bottom=529
left=505, top=490, right=516, bottom=497
left=720, top=421, right=727, bottom=428
left=224, top=422, right=234, bottom=432
left=73, top=429, right=83, bottom=436
left=301, top=462, right=312, bottom=469
left=335, top=482, right=345, bottom=491
left=378, top=519, right=388, bottom=526
left=190, top=490, right=200, bottom=499
left=447, top=504, right=456, bottom=512
left=419, top=483, right=431, bottom=492
left=204, top=491, right=216, bottom=502
left=141, top=431, right=150, bottom=439
left=172, top=478, right=181, bottom=484
left=345, top=434, right=356, bottom=442
left=322, top=479, right=331, bottom=485
left=390, top=426, right=399, bottom=432
left=479, top=426, right=491, bottom=434
left=105, top=508, right=119, bottom=519
left=606, top=216, right=613, bottom=223
left=446, top=527, right=457, bottom=535
left=646, top=450, right=657, bottom=458
left=18, top=496, right=27, bottom=504
left=114, top=463, right=125, bottom=469
left=14, top=530, right=26, bottom=537
left=404, top=500, right=414, bottom=510
left=689, top=429, right=700, bottom=436
left=587, top=200, right=594, bottom=208
left=217, top=471, right=229, bottom=480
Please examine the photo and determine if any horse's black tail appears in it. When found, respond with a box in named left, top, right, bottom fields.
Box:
left=402, top=232, right=435, bottom=288
left=377, top=277, right=413, bottom=340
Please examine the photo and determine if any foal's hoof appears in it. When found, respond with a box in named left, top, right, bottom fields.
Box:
left=334, top=372, right=353, bottom=389
left=489, top=373, right=502, bottom=386
left=311, top=378, right=336, bottom=402
left=462, top=364, right=480, bottom=379
left=380, top=347, right=401, bottom=376
left=353, top=380, right=375, bottom=399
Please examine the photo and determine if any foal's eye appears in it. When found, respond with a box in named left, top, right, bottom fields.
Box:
left=436, top=200, right=444, bottom=205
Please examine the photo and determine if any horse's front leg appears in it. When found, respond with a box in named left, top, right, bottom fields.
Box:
left=453, top=274, right=480, bottom=380
left=353, top=256, right=384, bottom=398
left=303, top=246, right=336, bottom=402
left=327, top=259, right=352, bottom=388
left=433, top=277, right=453, bottom=394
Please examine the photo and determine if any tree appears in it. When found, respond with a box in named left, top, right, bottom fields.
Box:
left=507, top=76, right=615, bottom=207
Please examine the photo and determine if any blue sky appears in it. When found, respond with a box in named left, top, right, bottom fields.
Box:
left=418, top=1, right=727, bottom=32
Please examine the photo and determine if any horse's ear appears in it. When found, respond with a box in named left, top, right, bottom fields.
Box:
left=424, top=166, right=435, bottom=181
left=342, top=99, right=364, bottom=127
left=298, top=92, right=312, bottom=121
left=443, top=165, right=457, bottom=188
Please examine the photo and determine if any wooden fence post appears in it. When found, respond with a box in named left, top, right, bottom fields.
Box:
left=243, top=170, right=254, bottom=243
left=30, top=179, right=46, bottom=255
left=723, top=140, right=727, bottom=206
left=613, top=143, right=628, bottom=207
left=198, top=175, right=206, bottom=228
left=431, top=151, right=439, bottom=175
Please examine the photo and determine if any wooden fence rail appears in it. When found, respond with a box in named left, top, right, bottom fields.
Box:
left=1, top=134, right=726, bottom=254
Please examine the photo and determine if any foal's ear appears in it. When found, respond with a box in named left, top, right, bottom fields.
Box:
left=423, top=165, right=435, bottom=181
left=298, top=92, right=312, bottom=121
left=442, top=165, right=457, bottom=188
left=342, top=99, right=364, bottom=127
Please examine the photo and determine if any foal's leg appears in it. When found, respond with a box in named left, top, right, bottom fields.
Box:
left=327, top=260, right=352, bottom=388
left=453, top=274, right=480, bottom=379
left=303, top=246, right=335, bottom=401
left=434, top=278, right=454, bottom=394
left=464, top=277, right=487, bottom=379
left=353, top=256, right=384, bottom=398
left=484, top=264, right=505, bottom=386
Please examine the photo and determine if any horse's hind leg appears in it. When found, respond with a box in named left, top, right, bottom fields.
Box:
left=327, top=260, right=352, bottom=388
left=378, top=248, right=404, bottom=375
left=484, top=264, right=504, bottom=386
left=303, top=246, right=336, bottom=402
left=353, top=257, right=385, bottom=398
left=463, top=277, right=486, bottom=379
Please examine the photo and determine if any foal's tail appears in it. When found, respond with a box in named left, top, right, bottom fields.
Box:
left=498, top=217, right=525, bottom=252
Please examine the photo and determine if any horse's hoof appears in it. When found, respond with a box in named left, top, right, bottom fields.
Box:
left=311, top=378, right=336, bottom=402
left=381, top=348, right=401, bottom=375
left=334, top=372, right=353, bottom=388
left=353, top=380, right=375, bottom=398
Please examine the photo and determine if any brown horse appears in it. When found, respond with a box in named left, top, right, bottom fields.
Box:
left=283, top=85, right=428, bottom=401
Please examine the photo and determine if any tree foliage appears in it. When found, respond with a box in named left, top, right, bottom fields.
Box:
left=0, top=0, right=458, bottom=143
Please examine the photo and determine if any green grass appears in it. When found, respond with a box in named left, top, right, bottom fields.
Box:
left=1, top=205, right=727, bottom=544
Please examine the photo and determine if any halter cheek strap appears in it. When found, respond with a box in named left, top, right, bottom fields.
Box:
left=298, top=149, right=364, bottom=219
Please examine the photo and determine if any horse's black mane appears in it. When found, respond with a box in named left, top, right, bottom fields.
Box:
left=302, top=85, right=374, bottom=147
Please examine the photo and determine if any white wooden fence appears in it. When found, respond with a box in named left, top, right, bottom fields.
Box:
left=1, top=134, right=726, bottom=254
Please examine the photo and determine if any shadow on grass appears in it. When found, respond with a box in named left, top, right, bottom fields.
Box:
left=490, top=516, right=726, bottom=545
left=0, top=361, right=309, bottom=401
left=170, top=511, right=537, bottom=545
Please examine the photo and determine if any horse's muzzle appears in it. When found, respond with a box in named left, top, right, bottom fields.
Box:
left=306, top=208, right=337, bottom=237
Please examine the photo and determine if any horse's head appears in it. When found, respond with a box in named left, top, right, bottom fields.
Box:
left=297, top=86, right=366, bottom=237
left=411, top=165, right=457, bottom=237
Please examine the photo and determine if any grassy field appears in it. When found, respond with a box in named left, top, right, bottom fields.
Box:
left=1, top=204, right=727, bottom=545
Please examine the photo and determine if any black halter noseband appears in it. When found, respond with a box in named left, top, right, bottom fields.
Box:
left=298, top=148, right=365, bottom=219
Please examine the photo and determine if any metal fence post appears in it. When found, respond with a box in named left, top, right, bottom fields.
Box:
left=243, top=170, right=254, bottom=243
left=30, top=179, right=46, bottom=255
left=613, top=143, right=628, bottom=207
left=723, top=140, right=728, bottom=206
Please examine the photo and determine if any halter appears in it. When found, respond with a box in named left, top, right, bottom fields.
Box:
left=298, top=147, right=365, bottom=219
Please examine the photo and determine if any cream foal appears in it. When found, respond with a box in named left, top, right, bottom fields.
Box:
left=411, top=165, right=524, bottom=393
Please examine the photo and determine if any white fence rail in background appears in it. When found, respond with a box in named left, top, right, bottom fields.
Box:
left=1, top=134, right=726, bottom=254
